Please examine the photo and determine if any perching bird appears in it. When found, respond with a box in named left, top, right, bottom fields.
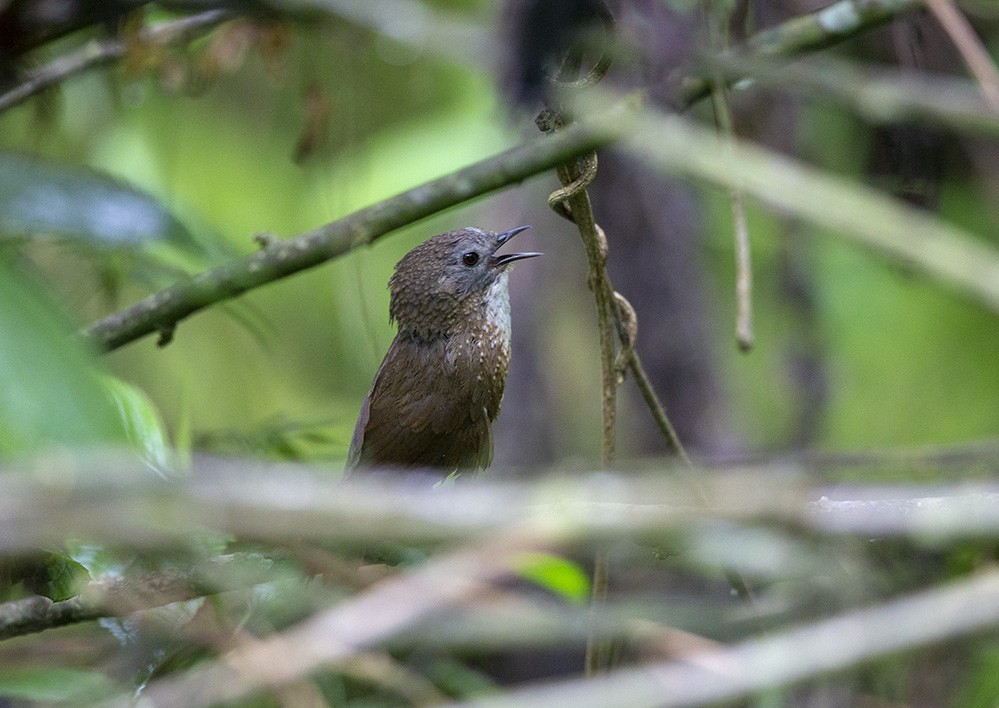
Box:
left=345, top=226, right=540, bottom=475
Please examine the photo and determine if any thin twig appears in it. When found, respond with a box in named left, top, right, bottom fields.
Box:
left=610, top=292, right=690, bottom=463
left=925, top=0, right=999, bottom=111
left=710, top=71, right=753, bottom=351
left=625, top=353, right=691, bottom=465
left=0, top=10, right=233, bottom=114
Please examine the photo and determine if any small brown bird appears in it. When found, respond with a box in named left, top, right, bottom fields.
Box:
left=346, top=226, right=540, bottom=475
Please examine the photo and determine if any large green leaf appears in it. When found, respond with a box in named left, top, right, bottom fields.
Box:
left=0, top=150, right=193, bottom=247
left=0, top=262, right=127, bottom=456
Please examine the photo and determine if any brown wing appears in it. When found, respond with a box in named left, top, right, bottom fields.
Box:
left=345, top=335, right=493, bottom=474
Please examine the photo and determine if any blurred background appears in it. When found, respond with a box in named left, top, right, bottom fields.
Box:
left=0, top=0, right=996, bottom=471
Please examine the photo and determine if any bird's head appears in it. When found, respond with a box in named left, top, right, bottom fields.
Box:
left=388, top=226, right=540, bottom=339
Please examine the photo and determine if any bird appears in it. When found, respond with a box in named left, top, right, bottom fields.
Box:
left=345, top=226, right=540, bottom=476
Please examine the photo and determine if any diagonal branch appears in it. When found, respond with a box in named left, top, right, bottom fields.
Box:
left=82, top=116, right=621, bottom=352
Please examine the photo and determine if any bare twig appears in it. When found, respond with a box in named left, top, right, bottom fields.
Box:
left=925, top=0, right=999, bottom=111
left=709, top=48, right=753, bottom=352
left=611, top=292, right=690, bottom=462
left=0, top=10, right=233, bottom=114
left=539, top=75, right=620, bottom=679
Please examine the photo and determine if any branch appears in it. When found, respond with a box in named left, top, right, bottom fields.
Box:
left=140, top=530, right=555, bottom=707
left=469, top=569, right=999, bottom=708
left=1, top=457, right=997, bottom=548
left=82, top=115, right=621, bottom=352
left=0, top=10, right=234, bottom=114
left=681, top=0, right=925, bottom=108
left=574, top=91, right=999, bottom=313
left=0, top=553, right=276, bottom=640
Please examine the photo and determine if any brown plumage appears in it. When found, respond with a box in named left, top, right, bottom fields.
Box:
left=345, top=226, right=539, bottom=475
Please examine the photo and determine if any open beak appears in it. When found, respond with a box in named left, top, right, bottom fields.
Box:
left=490, top=225, right=542, bottom=268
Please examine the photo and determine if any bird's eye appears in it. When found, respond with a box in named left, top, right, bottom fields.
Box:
left=462, top=251, right=480, bottom=267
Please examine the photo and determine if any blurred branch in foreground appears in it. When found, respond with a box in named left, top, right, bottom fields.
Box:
left=0, top=553, right=275, bottom=640
left=2, top=452, right=996, bottom=551
left=1, top=449, right=995, bottom=703
left=466, top=568, right=999, bottom=708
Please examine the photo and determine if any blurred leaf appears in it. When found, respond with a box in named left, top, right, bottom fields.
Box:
left=957, top=641, right=999, bottom=708
left=0, top=150, right=195, bottom=248
left=0, top=262, right=127, bottom=456
left=20, top=551, right=91, bottom=601
left=514, top=553, right=590, bottom=604
left=103, top=375, right=179, bottom=477
left=0, top=667, right=118, bottom=702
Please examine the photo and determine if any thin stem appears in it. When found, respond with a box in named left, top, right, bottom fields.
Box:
left=583, top=549, right=611, bottom=675
left=925, top=0, right=999, bottom=111
left=710, top=80, right=754, bottom=352
left=625, top=354, right=691, bottom=465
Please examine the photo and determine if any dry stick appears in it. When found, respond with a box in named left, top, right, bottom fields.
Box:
left=707, top=0, right=753, bottom=352
left=0, top=10, right=233, bottom=114
left=710, top=83, right=753, bottom=352
left=925, top=0, right=999, bottom=111
left=541, top=41, right=621, bottom=677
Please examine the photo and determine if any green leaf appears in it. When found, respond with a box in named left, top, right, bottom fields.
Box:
left=0, top=150, right=193, bottom=248
left=102, top=375, right=179, bottom=477
left=0, top=262, right=127, bottom=456
left=0, top=667, right=118, bottom=702
left=19, top=552, right=91, bottom=601
left=513, top=552, right=590, bottom=604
